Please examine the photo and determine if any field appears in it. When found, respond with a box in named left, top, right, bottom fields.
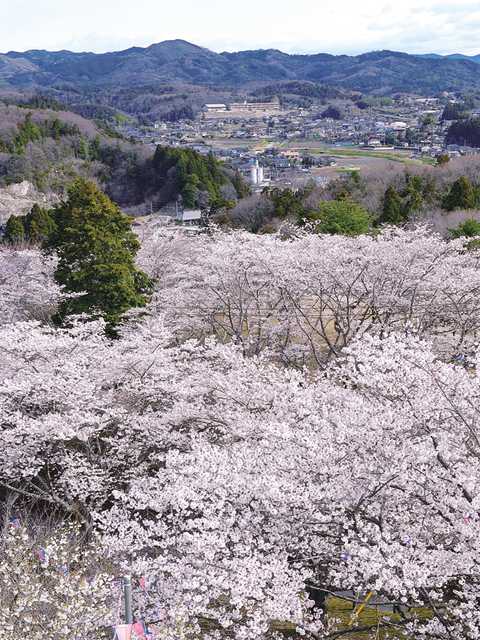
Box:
left=280, top=141, right=434, bottom=165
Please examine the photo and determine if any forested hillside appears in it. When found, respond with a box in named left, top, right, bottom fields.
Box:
left=3, top=40, right=480, bottom=94
left=0, top=102, right=247, bottom=214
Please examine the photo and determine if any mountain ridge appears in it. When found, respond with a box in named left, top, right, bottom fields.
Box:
left=2, top=40, right=480, bottom=94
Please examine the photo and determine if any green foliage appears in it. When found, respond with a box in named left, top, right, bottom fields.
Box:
left=355, top=100, right=369, bottom=110
left=446, top=117, right=480, bottom=147
left=250, top=81, right=340, bottom=100
left=3, top=205, right=57, bottom=245
left=379, top=186, right=405, bottom=225
left=405, top=127, right=421, bottom=145
left=422, top=113, right=436, bottom=127
left=442, top=176, right=477, bottom=211
left=231, top=170, right=251, bottom=199
left=4, top=215, right=25, bottom=244
left=321, top=105, right=342, bottom=120
left=0, top=113, right=81, bottom=155
left=152, top=146, right=227, bottom=208
left=267, top=188, right=306, bottom=220
left=436, top=153, right=450, bottom=166
left=89, top=136, right=102, bottom=161
left=12, top=114, right=42, bottom=153
left=384, top=132, right=396, bottom=146
left=17, top=95, right=66, bottom=111
left=48, top=179, right=152, bottom=330
left=306, top=200, right=372, bottom=236
left=24, top=204, right=57, bottom=243
left=379, top=174, right=437, bottom=225
left=402, top=174, right=424, bottom=215
left=449, top=218, right=480, bottom=238
left=77, top=137, right=90, bottom=160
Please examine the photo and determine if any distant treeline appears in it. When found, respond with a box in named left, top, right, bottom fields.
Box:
left=446, top=118, right=480, bottom=147
left=0, top=113, right=81, bottom=154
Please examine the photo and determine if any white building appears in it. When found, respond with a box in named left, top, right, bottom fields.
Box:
left=250, top=159, right=265, bottom=185
left=204, top=104, right=227, bottom=113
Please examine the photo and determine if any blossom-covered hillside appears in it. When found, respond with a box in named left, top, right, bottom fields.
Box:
left=1, top=225, right=480, bottom=639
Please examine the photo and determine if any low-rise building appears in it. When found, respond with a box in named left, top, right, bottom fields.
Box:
left=204, top=104, right=227, bottom=113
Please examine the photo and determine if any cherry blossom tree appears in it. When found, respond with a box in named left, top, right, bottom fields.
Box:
left=1, top=312, right=480, bottom=639
left=2, top=226, right=480, bottom=639
left=140, top=226, right=480, bottom=365
left=0, top=521, right=113, bottom=640
left=0, top=246, right=60, bottom=325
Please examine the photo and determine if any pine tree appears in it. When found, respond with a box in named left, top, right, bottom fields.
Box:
left=402, top=175, right=424, bottom=216
left=443, top=176, right=477, bottom=211
left=4, top=215, right=25, bottom=244
left=24, top=204, right=56, bottom=244
left=379, top=186, right=405, bottom=225
left=48, top=178, right=153, bottom=331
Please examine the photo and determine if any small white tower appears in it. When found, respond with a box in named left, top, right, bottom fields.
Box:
left=250, top=159, right=264, bottom=185
left=257, top=165, right=264, bottom=184
left=250, top=160, right=259, bottom=185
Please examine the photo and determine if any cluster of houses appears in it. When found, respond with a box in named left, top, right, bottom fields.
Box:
left=117, top=91, right=480, bottom=195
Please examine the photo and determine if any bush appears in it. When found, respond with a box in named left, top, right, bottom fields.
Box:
left=306, top=200, right=372, bottom=236
left=449, top=218, right=480, bottom=238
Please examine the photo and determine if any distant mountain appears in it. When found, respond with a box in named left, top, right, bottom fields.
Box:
left=2, top=40, right=480, bottom=94
left=418, top=53, right=480, bottom=64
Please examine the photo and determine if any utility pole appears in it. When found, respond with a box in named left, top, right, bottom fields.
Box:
left=123, top=575, right=133, bottom=624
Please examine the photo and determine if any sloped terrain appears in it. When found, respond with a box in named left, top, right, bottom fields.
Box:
left=2, top=40, right=480, bottom=94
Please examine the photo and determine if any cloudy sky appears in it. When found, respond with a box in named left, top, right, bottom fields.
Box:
left=2, top=0, right=480, bottom=56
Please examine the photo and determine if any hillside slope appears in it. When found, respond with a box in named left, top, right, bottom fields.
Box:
left=2, top=40, right=480, bottom=94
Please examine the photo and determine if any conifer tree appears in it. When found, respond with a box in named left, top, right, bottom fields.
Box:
left=24, top=204, right=56, bottom=244
left=443, top=176, right=477, bottom=211
left=379, top=186, right=405, bottom=225
left=4, top=215, right=25, bottom=244
left=48, top=178, right=152, bottom=330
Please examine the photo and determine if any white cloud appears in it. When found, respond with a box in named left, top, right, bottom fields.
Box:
left=0, top=0, right=479, bottom=56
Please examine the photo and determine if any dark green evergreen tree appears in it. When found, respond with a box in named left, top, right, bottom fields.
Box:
left=24, top=204, right=57, bottom=244
left=443, top=176, right=477, bottom=211
left=379, top=186, right=405, bottom=225
left=402, top=175, right=424, bottom=216
left=47, top=178, right=153, bottom=331
left=4, top=215, right=25, bottom=244
left=267, top=187, right=305, bottom=221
